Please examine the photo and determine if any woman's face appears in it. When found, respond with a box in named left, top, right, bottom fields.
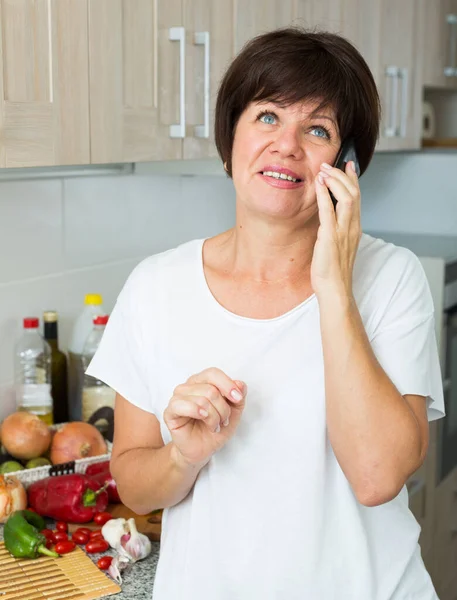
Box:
left=231, top=99, right=342, bottom=223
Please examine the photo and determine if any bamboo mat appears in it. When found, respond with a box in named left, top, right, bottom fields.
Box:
left=0, top=543, right=121, bottom=600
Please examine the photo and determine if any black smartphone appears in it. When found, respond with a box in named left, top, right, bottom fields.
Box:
left=329, top=138, right=360, bottom=208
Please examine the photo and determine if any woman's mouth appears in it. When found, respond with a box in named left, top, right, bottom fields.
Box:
left=258, top=170, right=304, bottom=188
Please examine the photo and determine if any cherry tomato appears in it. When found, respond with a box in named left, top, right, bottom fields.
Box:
left=93, top=512, right=113, bottom=526
left=56, top=521, right=68, bottom=533
left=45, top=539, right=54, bottom=550
left=52, top=531, right=68, bottom=544
left=74, top=527, right=92, bottom=537
left=72, top=531, right=90, bottom=545
left=97, top=556, right=113, bottom=570
left=40, top=529, right=53, bottom=540
left=89, top=529, right=103, bottom=539
left=85, top=539, right=109, bottom=554
left=55, top=540, right=76, bottom=555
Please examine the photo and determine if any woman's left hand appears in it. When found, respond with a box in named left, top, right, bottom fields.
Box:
left=310, top=160, right=361, bottom=300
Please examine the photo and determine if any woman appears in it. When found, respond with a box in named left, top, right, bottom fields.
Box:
left=88, top=28, right=444, bottom=599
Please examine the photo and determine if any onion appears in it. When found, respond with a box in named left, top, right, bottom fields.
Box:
left=0, top=475, right=27, bottom=523
left=50, top=422, right=107, bottom=465
left=1, top=412, right=51, bottom=460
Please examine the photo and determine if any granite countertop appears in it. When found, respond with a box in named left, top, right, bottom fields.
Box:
left=0, top=524, right=160, bottom=599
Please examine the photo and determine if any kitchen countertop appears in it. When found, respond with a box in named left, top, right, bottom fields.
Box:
left=0, top=524, right=160, bottom=599
left=365, top=230, right=457, bottom=264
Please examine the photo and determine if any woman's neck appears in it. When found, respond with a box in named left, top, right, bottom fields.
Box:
left=212, top=221, right=317, bottom=286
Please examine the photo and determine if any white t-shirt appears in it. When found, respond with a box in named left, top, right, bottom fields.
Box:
left=88, top=233, right=445, bottom=600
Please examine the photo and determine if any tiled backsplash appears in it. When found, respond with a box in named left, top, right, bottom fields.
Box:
left=0, top=173, right=236, bottom=420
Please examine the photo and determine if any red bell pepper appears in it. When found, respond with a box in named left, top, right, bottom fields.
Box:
left=27, top=474, right=109, bottom=523
left=85, top=461, right=121, bottom=504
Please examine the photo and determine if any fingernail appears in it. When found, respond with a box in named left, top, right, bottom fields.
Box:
left=317, top=174, right=324, bottom=185
left=321, top=163, right=332, bottom=170
left=319, top=171, right=329, bottom=178
left=199, top=409, right=209, bottom=417
left=214, top=424, right=221, bottom=433
left=231, top=389, right=243, bottom=402
left=223, top=417, right=230, bottom=427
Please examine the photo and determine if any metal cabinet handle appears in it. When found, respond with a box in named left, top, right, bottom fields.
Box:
left=398, top=68, right=409, bottom=138
left=384, top=66, right=399, bottom=138
left=194, top=31, right=210, bottom=139
left=445, top=14, right=457, bottom=77
left=169, top=27, right=186, bottom=139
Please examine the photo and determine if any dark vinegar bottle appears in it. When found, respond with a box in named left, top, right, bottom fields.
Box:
left=43, top=311, right=69, bottom=423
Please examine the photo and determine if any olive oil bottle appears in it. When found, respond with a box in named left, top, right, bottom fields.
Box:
left=43, top=311, right=69, bottom=424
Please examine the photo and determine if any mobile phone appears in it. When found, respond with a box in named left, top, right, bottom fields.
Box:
left=329, top=138, right=360, bottom=208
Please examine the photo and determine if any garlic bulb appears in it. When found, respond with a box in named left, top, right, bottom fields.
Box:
left=101, top=517, right=128, bottom=550
left=0, top=475, right=27, bottom=523
left=119, top=518, right=152, bottom=563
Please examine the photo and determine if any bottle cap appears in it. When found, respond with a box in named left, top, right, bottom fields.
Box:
left=85, top=294, right=103, bottom=306
left=43, top=310, right=58, bottom=323
left=23, top=317, right=39, bottom=329
left=93, top=315, right=109, bottom=326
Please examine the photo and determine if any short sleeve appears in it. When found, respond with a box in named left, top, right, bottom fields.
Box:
left=85, top=264, right=154, bottom=415
left=369, top=252, right=445, bottom=422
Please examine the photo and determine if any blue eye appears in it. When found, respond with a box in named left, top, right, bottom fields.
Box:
left=311, top=126, right=330, bottom=139
left=259, top=112, right=276, bottom=125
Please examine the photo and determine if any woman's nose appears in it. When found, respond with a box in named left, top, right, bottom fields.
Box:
left=269, top=126, right=304, bottom=159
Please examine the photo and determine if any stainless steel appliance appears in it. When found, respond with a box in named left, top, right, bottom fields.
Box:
left=439, top=261, right=457, bottom=482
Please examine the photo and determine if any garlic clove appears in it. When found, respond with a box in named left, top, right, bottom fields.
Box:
left=108, top=554, right=130, bottom=585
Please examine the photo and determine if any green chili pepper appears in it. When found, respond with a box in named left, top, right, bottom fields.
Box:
left=4, top=510, right=59, bottom=559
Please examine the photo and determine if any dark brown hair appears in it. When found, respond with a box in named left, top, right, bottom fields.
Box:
left=215, top=28, right=380, bottom=177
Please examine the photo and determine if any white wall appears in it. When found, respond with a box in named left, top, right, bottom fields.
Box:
left=0, top=173, right=236, bottom=420
left=360, top=152, right=457, bottom=235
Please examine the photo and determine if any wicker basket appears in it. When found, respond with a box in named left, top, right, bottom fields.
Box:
left=2, top=423, right=112, bottom=489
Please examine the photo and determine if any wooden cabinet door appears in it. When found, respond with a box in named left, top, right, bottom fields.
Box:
left=423, top=0, right=457, bottom=89
left=89, top=0, right=182, bottom=164
left=294, top=0, right=344, bottom=32
left=376, top=0, right=423, bottom=151
left=0, top=0, right=90, bottom=168
left=233, top=0, right=296, bottom=54
left=182, top=0, right=233, bottom=159
left=340, top=0, right=381, bottom=84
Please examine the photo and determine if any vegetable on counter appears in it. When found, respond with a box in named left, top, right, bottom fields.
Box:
left=86, top=461, right=121, bottom=504
left=50, top=422, right=107, bottom=465
left=0, top=475, right=27, bottom=523
left=4, top=510, right=59, bottom=559
left=0, top=412, right=51, bottom=460
left=27, top=473, right=109, bottom=523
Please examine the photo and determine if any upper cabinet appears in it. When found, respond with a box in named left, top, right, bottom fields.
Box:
left=233, top=0, right=295, bottom=53
left=423, top=0, right=457, bottom=89
left=0, top=0, right=441, bottom=167
left=89, top=0, right=233, bottom=163
left=0, top=0, right=90, bottom=167
left=88, top=0, right=182, bottom=164
left=375, top=0, right=424, bottom=151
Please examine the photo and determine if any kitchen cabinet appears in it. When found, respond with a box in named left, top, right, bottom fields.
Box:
left=89, top=0, right=182, bottom=164
left=423, top=0, right=457, bottom=89
left=89, top=0, right=233, bottom=163
left=375, top=0, right=424, bottom=151
left=0, top=0, right=90, bottom=168
left=233, top=0, right=295, bottom=53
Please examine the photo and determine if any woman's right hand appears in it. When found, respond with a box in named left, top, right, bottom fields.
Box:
left=163, top=367, right=246, bottom=468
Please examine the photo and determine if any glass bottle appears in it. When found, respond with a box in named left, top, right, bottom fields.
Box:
left=43, top=310, right=69, bottom=424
